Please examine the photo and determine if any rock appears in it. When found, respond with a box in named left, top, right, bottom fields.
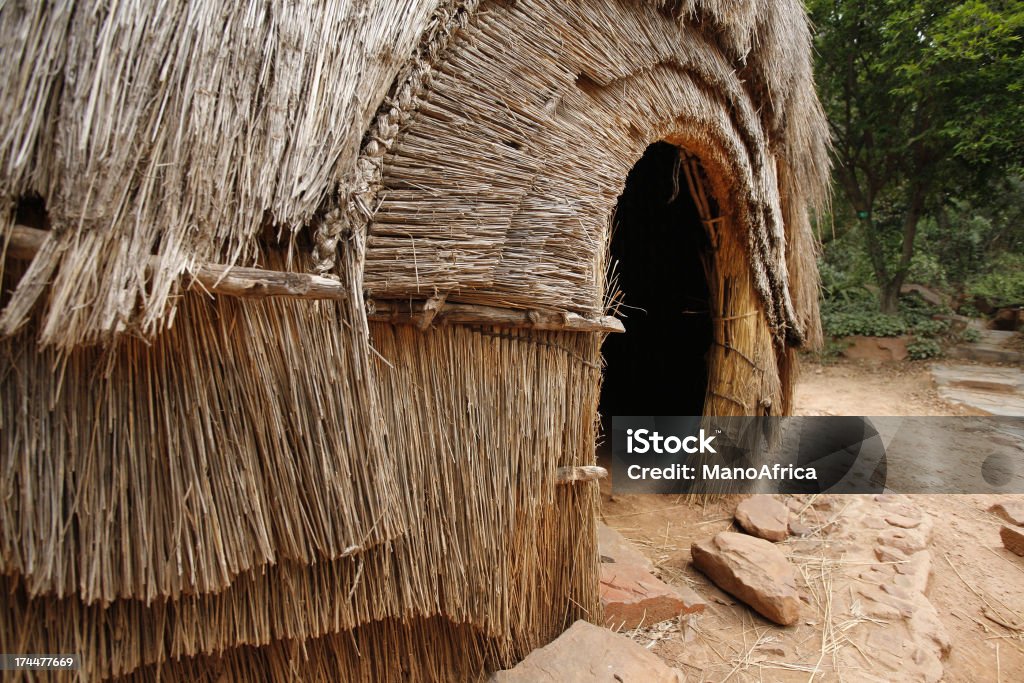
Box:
left=788, top=519, right=812, bottom=537
left=858, top=566, right=895, bottom=585
left=734, top=495, right=790, bottom=542
left=597, top=522, right=655, bottom=573
left=874, top=493, right=902, bottom=502
left=885, top=514, right=922, bottom=529
left=878, top=528, right=928, bottom=554
left=881, top=582, right=913, bottom=601
left=600, top=562, right=706, bottom=629
left=909, top=599, right=952, bottom=657
left=754, top=643, right=791, bottom=659
left=1001, top=525, right=1024, bottom=557
left=894, top=551, right=932, bottom=583
left=862, top=516, right=890, bottom=530
left=856, top=584, right=916, bottom=619
left=810, top=498, right=835, bottom=512
left=491, top=620, right=684, bottom=683
left=691, top=532, right=801, bottom=626
left=841, top=335, right=911, bottom=362
left=990, top=501, right=1024, bottom=527
left=878, top=501, right=922, bottom=519
left=875, top=545, right=909, bottom=564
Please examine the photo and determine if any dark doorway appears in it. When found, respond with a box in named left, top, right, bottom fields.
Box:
left=600, top=142, right=713, bottom=419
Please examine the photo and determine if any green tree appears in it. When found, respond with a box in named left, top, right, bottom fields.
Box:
left=808, top=0, right=1024, bottom=312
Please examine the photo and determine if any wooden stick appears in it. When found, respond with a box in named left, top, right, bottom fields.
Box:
left=368, top=298, right=624, bottom=334
left=6, top=224, right=625, bottom=332
left=3, top=223, right=48, bottom=260
left=555, top=465, right=608, bottom=485
left=192, top=262, right=348, bottom=300
left=5, top=224, right=349, bottom=301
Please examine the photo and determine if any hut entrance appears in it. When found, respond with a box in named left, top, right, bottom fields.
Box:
left=600, top=141, right=714, bottom=419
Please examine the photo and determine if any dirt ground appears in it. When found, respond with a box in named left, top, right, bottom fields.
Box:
left=794, top=360, right=982, bottom=417
left=601, top=358, right=1024, bottom=682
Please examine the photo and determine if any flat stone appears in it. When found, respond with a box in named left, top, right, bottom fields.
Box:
left=597, top=522, right=655, bottom=573
left=909, top=599, right=952, bottom=657
left=862, top=516, right=890, bottom=530
left=734, top=495, right=790, bottom=542
left=893, top=567, right=930, bottom=595
left=933, top=364, right=1024, bottom=416
left=491, top=620, right=684, bottom=682
left=895, top=551, right=932, bottom=580
left=1001, top=525, right=1024, bottom=557
left=854, top=592, right=902, bottom=621
left=856, top=584, right=916, bottom=619
left=788, top=519, right=813, bottom=537
left=990, top=501, right=1024, bottom=527
left=878, top=528, right=929, bottom=554
left=885, top=514, right=922, bottom=529
left=841, top=335, right=911, bottom=362
left=858, top=567, right=896, bottom=585
left=691, top=532, right=801, bottom=626
left=600, top=562, right=706, bottom=629
left=875, top=545, right=909, bottom=564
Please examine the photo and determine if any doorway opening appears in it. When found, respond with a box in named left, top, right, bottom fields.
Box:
left=600, top=141, right=714, bottom=420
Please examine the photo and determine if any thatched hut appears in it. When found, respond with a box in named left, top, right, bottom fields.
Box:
left=0, top=0, right=828, bottom=680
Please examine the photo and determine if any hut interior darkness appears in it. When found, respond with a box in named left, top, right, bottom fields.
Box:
left=0, top=1, right=829, bottom=680
left=600, top=141, right=714, bottom=418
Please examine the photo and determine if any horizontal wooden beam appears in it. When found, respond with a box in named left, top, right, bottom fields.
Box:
left=367, top=298, right=624, bottom=334
left=4, top=224, right=348, bottom=301
left=555, top=465, right=608, bottom=485
left=6, top=225, right=624, bottom=333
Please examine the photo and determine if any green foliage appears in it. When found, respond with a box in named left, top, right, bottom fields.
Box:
left=907, top=252, right=948, bottom=290
left=966, top=253, right=1024, bottom=307
left=960, top=327, right=982, bottom=343
left=822, top=303, right=908, bottom=337
left=907, top=338, right=944, bottom=360
left=807, top=0, right=1024, bottom=311
left=898, top=295, right=952, bottom=325
left=821, top=287, right=953, bottom=341
left=958, top=302, right=982, bottom=318
left=909, top=318, right=950, bottom=337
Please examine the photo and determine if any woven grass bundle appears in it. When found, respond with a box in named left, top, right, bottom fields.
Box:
left=0, top=0, right=828, bottom=679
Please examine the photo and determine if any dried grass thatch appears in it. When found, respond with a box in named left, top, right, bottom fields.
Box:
left=364, top=0, right=828, bottom=347
left=0, top=0, right=828, bottom=679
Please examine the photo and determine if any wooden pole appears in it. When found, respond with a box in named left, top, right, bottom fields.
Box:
left=5, top=224, right=625, bottom=333
left=367, top=299, right=624, bottom=334
left=555, top=465, right=608, bottom=485
left=4, top=224, right=349, bottom=300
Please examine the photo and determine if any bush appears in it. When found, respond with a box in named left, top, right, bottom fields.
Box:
left=822, top=308, right=907, bottom=337
left=957, top=301, right=982, bottom=318
left=967, top=254, right=1024, bottom=308
left=909, top=318, right=950, bottom=337
left=907, top=339, right=943, bottom=360
left=960, top=327, right=982, bottom=343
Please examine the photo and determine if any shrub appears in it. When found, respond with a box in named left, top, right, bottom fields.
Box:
left=960, top=327, right=982, bottom=343
left=966, top=254, right=1024, bottom=308
left=907, top=338, right=943, bottom=360
left=909, top=318, right=950, bottom=338
left=822, top=308, right=907, bottom=337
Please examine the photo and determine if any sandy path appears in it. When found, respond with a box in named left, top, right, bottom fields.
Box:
left=601, top=358, right=1024, bottom=681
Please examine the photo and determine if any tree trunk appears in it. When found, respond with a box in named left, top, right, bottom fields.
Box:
left=879, top=281, right=901, bottom=314
left=880, top=182, right=928, bottom=314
